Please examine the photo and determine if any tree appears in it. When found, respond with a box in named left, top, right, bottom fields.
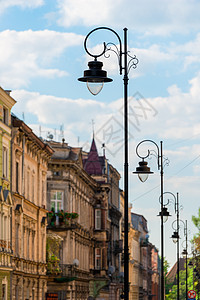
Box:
left=192, top=208, right=200, bottom=253
left=165, top=266, right=194, bottom=299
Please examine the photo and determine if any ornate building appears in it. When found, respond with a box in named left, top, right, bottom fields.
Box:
left=0, top=88, right=16, bottom=300
left=46, top=138, right=122, bottom=300
left=131, top=212, right=160, bottom=300
left=83, top=140, right=122, bottom=299
left=11, top=115, right=53, bottom=300
left=46, top=139, right=110, bottom=299
left=129, top=211, right=140, bottom=300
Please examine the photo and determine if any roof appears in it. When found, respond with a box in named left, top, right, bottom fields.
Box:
left=83, top=138, right=105, bottom=176
left=131, top=212, right=148, bottom=233
left=166, top=258, right=186, bottom=284
left=12, top=114, right=54, bottom=156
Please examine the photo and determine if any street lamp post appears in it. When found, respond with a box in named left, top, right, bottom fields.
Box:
left=133, top=140, right=169, bottom=300
left=181, top=220, right=188, bottom=300
left=78, top=27, right=138, bottom=300
left=172, top=217, right=188, bottom=300
left=170, top=193, right=180, bottom=300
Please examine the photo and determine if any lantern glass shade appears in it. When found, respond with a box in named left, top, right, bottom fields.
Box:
left=133, top=160, right=153, bottom=183
left=138, top=173, right=149, bottom=183
left=171, top=231, right=179, bottom=243
left=163, top=215, right=168, bottom=223
left=87, top=81, right=104, bottom=95
left=188, top=261, right=193, bottom=268
left=78, top=60, right=112, bottom=95
left=157, top=207, right=171, bottom=223
left=182, top=249, right=187, bottom=258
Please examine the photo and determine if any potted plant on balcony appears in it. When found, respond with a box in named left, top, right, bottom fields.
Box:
left=71, top=212, right=79, bottom=219
left=57, top=210, right=65, bottom=225
left=48, top=207, right=56, bottom=226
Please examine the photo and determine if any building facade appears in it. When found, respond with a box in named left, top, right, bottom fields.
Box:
left=131, top=212, right=160, bottom=300
left=11, top=115, right=53, bottom=300
left=46, top=139, right=111, bottom=299
left=0, top=88, right=16, bottom=300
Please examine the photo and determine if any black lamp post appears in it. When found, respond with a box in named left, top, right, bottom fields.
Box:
left=172, top=218, right=188, bottom=300
left=78, top=27, right=138, bottom=300
left=168, top=192, right=180, bottom=300
left=181, top=220, right=188, bottom=300
left=133, top=140, right=169, bottom=300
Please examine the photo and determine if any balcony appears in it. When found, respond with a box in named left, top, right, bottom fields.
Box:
left=47, top=262, right=76, bottom=282
left=47, top=262, right=90, bottom=282
left=0, top=240, right=12, bottom=253
left=113, top=240, right=123, bottom=254
left=47, top=210, right=78, bottom=231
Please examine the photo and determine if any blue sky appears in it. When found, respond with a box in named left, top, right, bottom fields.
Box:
left=1, top=0, right=200, bottom=267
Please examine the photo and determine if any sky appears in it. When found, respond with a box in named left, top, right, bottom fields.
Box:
left=1, top=0, right=200, bottom=268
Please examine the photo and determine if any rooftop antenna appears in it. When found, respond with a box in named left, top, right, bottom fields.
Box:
left=91, top=119, right=95, bottom=138
left=39, top=125, right=45, bottom=138
left=77, top=136, right=80, bottom=146
left=22, top=112, right=25, bottom=121
left=59, top=124, right=64, bottom=142
left=102, top=143, right=106, bottom=157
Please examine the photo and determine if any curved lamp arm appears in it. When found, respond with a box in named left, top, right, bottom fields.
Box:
left=135, top=139, right=160, bottom=169
left=159, top=191, right=176, bottom=207
left=84, top=27, right=123, bottom=74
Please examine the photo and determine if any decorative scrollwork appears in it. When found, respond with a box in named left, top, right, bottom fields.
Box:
left=127, top=52, right=139, bottom=73
left=83, top=26, right=138, bottom=76
left=163, top=157, right=170, bottom=168
left=104, top=42, right=121, bottom=67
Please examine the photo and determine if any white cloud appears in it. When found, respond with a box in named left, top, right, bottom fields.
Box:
left=11, top=71, right=200, bottom=160
left=0, top=30, right=84, bottom=88
left=54, top=0, right=200, bottom=36
left=55, top=0, right=120, bottom=27
left=0, top=0, right=44, bottom=13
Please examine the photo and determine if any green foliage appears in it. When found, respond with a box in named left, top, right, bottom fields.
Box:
left=165, top=262, right=197, bottom=299
left=192, top=208, right=200, bottom=232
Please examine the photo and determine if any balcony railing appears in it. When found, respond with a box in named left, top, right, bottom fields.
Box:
left=47, top=261, right=74, bottom=276
left=0, top=240, right=12, bottom=253
left=47, top=262, right=90, bottom=282
left=47, top=210, right=78, bottom=230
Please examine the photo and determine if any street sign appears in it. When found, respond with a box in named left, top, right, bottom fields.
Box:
left=188, top=290, right=196, bottom=299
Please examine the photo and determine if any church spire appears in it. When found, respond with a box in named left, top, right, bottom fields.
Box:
left=84, top=137, right=103, bottom=176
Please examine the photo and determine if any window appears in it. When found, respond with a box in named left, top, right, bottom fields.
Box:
left=32, top=174, right=35, bottom=203
left=27, top=230, right=30, bottom=259
left=15, top=223, right=19, bottom=256
left=4, top=216, right=7, bottom=248
left=50, top=191, right=63, bottom=213
left=3, top=146, right=8, bottom=178
left=95, top=209, right=101, bottom=230
left=95, top=248, right=101, bottom=270
left=3, top=107, right=8, bottom=125
left=2, top=278, right=7, bottom=300
left=32, top=289, right=35, bottom=300
left=42, top=180, right=45, bottom=206
left=16, top=162, right=19, bottom=192
left=2, top=284, right=6, bottom=300
left=27, top=170, right=30, bottom=199
left=32, top=232, right=35, bottom=260
left=53, top=171, right=60, bottom=176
